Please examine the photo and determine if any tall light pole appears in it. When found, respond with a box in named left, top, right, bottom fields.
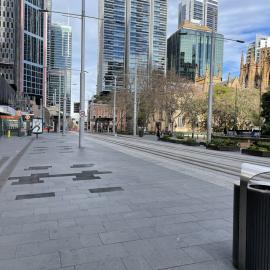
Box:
left=113, top=76, right=117, bottom=136
left=58, top=76, right=61, bottom=133
left=79, top=0, right=86, bottom=148
left=133, top=67, right=137, bottom=136
left=62, top=71, right=67, bottom=136
left=207, top=27, right=216, bottom=143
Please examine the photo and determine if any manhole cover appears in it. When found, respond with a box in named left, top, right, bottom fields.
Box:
left=16, top=192, right=55, bottom=200
left=89, top=187, right=123, bottom=193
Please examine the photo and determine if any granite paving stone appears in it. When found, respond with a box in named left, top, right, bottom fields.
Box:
left=0, top=133, right=241, bottom=269
left=99, top=229, right=140, bottom=244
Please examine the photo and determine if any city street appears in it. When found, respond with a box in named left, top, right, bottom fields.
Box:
left=1, top=133, right=269, bottom=270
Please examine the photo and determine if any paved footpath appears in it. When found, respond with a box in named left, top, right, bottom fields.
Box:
left=0, top=133, right=236, bottom=270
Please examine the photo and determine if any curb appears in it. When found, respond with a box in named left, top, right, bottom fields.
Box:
left=0, top=138, right=34, bottom=190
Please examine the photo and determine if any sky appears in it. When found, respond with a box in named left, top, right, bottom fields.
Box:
left=51, top=0, right=270, bottom=106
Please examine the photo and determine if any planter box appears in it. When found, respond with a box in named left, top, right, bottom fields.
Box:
left=160, top=137, right=199, bottom=146
left=242, top=149, right=270, bottom=157
left=207, top=144, right=239, bottom=152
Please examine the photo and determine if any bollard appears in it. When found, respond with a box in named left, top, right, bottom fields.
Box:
left=238, top=163, right=270, bottom=270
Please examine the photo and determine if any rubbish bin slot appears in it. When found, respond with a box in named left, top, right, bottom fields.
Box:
left=249, top=184, right=270, bottom=191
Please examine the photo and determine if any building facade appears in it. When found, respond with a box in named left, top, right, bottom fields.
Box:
left=97, top=0, right=167, bottom=93
left=48, top=24, right=72, bottom=115
left=240, top=46, right=270, bottom=92
left=23, top=0, right=48, bottom=107
left=167, top=22, right=224, bottom=84
left=0, top=0, right=19, bottom=88
left=178, top=0, right=218, bottom=31
left=246, top=35, right=270, bottom=64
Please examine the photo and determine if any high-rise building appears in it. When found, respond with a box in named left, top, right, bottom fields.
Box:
left=97, top=0, right=167, bottom=93
left=48, top=24, right=72, bottom=115
left=240, top=36, right=270, bottom=91
left=178, top=0, right=218, bottom=31
left=167, top=22, right=224, bottom=82
left=0, top=0, right=19, bottom=88
left=247, top=35, right=270, bottom=64
left=22, top=0, right=48, bottom=106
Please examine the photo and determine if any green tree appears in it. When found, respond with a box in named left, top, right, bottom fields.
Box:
left=261, top=91, right=270, bottom=135
left=213, top=85, right=235, bottom=131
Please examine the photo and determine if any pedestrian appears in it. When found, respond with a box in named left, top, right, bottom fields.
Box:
left=157, top=129, right=161, bottom=140
left=47, top=126, right=50, bottom=133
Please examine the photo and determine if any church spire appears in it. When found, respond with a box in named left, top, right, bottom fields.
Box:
left=240, top=51, right=244, bottom=68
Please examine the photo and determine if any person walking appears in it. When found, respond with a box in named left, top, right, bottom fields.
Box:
left=157, top=129, right=161, bottom=140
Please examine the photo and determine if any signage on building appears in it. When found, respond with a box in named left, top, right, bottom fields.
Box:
left=74, top=102, right=80, bottom=113
left=32, top=118, right=43, bottom=134
left=79, top=111, right=85, bottom=117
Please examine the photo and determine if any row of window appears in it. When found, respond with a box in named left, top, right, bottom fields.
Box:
left=0, top=30, right=14, bottom=39
left=0, top=0, right=14, bottom=8
left=0, top=21, right=14, bottom=28
left=0, top=10, right=14, bottom=19
left=0, top=52, right=14, bottom=60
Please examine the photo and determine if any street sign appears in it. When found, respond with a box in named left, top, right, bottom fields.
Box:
left=32, top=118, right=43, bottom=134
left=79, top=111, right=85, bottom=117
left=25, top=115, right=30, bottom=121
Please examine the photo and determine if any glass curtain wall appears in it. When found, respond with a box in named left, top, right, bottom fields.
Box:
left=167, top=28, right=224, bottom=80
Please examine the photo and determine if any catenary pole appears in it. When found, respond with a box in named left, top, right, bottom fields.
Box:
left=207, top=25, right=216, bottom=143
left=113, top=76, right=117, bottom=136
left=133, top=66, right=137, bottom=136
left=62, top=71, right=66, bottom=135
left=58, top=75, right=61, bottom=133
left=79, top=0, right=86, bottom=148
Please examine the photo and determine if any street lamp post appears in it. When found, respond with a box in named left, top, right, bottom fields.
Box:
left=79, top=0, right=86, bottom=148
left=207, top=27, right=216, bottom=143
left=58, top=75, right=61, bottom=133
left=62, top=71, right=67, bottom=136
left=113, top=76, right=117, bottom=136
left=133, top=68, right=137, bottom=136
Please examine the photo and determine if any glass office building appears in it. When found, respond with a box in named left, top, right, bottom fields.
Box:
left=23, top=0, right=47, bottom=103
left=167, top=23, right=224, bottom=81
left=48, top=24, right=72, bottom=115
left=97, top=0, right=167, bottom=93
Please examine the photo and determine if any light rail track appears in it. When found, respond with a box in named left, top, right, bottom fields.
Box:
left=88, top=135, right=270, bottom=182
left=89, top=135, right=243, bottom=177
left=116, top=135, right=270, bottom=167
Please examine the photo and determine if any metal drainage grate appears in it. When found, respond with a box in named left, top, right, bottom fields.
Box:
left=89, top=187, right=123, bottom=193
left=71, top=164, right=94, bottom=168
left=25, top=166, right=52, bottom=171
left=15, top=192, right=55, bottom=200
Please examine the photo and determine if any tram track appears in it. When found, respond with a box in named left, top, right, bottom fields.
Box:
left=116, top=134, right=270, bottom=167
left=89, top=135, right=244, bottom=177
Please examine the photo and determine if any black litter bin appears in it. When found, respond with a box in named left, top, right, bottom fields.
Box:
left=233, top=182, right=270, bottom=269
left=246, top=184, right=270, bottom=270
left=233, top=184, right=240, bottom=268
